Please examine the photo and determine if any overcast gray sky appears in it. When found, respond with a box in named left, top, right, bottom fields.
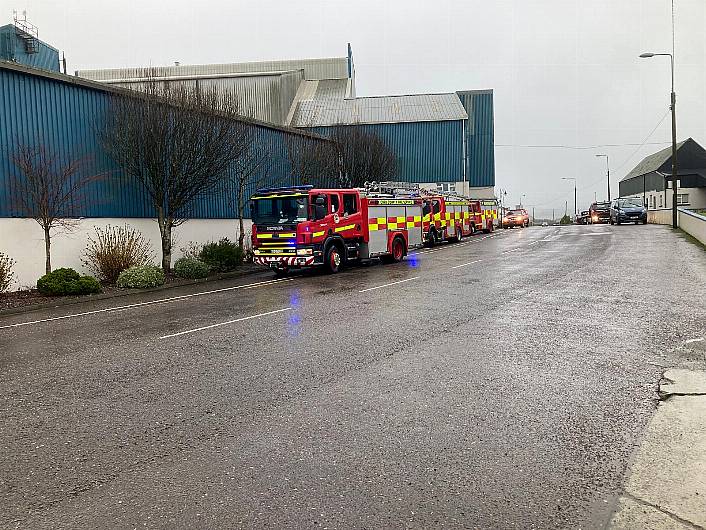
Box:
left=15, top=0, right=706, bottom=216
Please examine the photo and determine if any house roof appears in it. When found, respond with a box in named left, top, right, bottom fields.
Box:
left=290, top=92, right=468, bottom=127
left=621, top=139, right=690, bottom=181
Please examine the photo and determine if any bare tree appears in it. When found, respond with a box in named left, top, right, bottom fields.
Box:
left=286, top=135, right=343, bottom=187
left=231, top=125, right=275, bottom=249
left=331, top=126, right=398, bottom=187
left=9, top=143, right=102, bottom=274
left=99, top=73, right=252, bottom=270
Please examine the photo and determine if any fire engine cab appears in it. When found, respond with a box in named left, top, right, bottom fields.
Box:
left=250, top=185, right=425, bottom=273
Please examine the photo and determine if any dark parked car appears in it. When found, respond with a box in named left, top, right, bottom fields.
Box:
left=609, top=197, right=647, bottom=225
left=588, top=201, right=611, bottom=224
left=576, top=210, right=589, bottom=225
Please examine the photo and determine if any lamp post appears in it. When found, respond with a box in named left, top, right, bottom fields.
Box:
left=640, top=52, right=678, bottom=229
left=562, top=177, right=577, bottom=218
left=520, top=194, right=526, bottom=208
left=595, top=154, right=610, bottom=201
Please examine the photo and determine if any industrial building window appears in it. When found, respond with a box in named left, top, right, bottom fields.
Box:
left=343, top=193, right=358, bottom=215
left=677, top=194, right=690, bottom=205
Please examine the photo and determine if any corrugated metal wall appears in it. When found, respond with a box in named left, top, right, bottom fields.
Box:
left=108, top=70, right=304, bottom=126
left=0, top=25, right=60, bottom=72
left=457, top=90, right=495, bottom=188
left=306, top=120, right=464, bottom=183
left=77, top=57, right=349, bottom=82
left=0, top=65, right=325, bottom=219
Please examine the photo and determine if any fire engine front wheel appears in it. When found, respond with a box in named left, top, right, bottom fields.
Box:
left=325, top=245, right=343, bottom=274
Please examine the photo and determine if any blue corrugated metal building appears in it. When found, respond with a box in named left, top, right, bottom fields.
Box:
left=290, top=89, right=494, bottom=191
left=457, top=90, right=495, bottom=189
left=0, top=61, right=331, bottom=219
left=0, top=24, right=59, bottom=72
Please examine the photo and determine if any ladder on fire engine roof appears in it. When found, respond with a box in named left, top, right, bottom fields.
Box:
left=363, top=181, right=473, bottom=202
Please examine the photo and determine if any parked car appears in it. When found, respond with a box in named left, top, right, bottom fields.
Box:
left=576, top=210, right=590, bottom=225
left=588, top=201, right=611, bottom=224
left=609, top=197, right=647, bottom=225
left=502, top=209, right=529, bottom=228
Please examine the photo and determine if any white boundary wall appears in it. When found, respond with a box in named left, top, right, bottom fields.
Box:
left=0, top=218, right=252, bottom=291
left=648, top=208, right=706, bottom=246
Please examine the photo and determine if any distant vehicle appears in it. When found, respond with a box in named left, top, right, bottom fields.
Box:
left=588, top=201, right=611, bottom=224
left=541, top=221, right=549, bottom=227
left=609, top=197, right=647, bottom=225
left=576, top=210, right=590, bottom=225
left=502, top=209, right=529, bottom=229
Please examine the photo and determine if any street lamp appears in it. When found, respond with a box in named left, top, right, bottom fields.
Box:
left=640, top=51, right=678, bottom=229
left=520, top=194, right=526, bottom=208
left=595, top=154, right=610, bottom=201
left=562, top=178, right=577, bottom=217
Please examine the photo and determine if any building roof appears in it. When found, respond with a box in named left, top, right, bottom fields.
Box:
left=621, top=139, right=689, bottom=181
left=77, top=57, right=349, bottom=83
left=0, top=60, right=331, bottom=141
left=290, top=92, right=469, bottom=127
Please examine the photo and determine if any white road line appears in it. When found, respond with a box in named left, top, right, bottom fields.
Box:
left=684, top=337, right=705, bottom=345
left=582, top=233, right=610, bottom=236
left=502, top=248, right=521, bottom=254
left=451, top=259, right=483, bottom=270
left=160, top=307, right=292, bottom=339
left=359, top=277, right=419, bottom=293
left=0, top=277, right=294, bottom=330
left=528, top=241, right=539, bottom=246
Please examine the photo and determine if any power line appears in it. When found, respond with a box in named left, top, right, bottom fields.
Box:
left=495, top=141, right=670, bottom=150
left=504, top=111, right=672, bottom=209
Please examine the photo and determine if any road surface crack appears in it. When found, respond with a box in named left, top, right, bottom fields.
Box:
left=624, top=492, right=705, bottom=529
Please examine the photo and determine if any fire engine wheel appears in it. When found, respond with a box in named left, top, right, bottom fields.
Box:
left=382, top=237, right=406, bottom=263
left=391, top=237, right=405, bottom=261
left=427, top=230, right=438, bottom=247
left=325, top=245, right=343, bottom=274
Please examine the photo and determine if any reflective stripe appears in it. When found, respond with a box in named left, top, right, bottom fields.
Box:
left=334, top=224, right=356, bottom=233
left=312, top=230, right=325, bottom=238
left=251, top=193, right=307, bottom=199
left=256, top=232, right=296, bottom=239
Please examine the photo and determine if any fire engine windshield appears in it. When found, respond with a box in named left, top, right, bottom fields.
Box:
left=251, top=196, right=309, bottom=224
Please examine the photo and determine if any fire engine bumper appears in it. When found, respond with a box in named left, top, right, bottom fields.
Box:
left=253, top=255, right=317, bottom=268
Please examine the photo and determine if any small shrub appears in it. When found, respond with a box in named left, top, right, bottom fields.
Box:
left=0, top=252, right=17, bottom=292
left=560, top=214, right=572, bottom=225
left=116, top=265, right=165, bottom=289
left=37, top=268, right=101, bottom=296
left=82, top=225, right=154, bottom=284
left=180, top=241, right=202, bottom=261
left=199, top=238, right=244, bottom=272
left=173, top=257, right=209, bottom=279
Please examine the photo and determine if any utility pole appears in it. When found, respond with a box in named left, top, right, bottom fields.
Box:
left=595, top=154, right=610, bottom=201
left=562, top=177, right=577, bottom=218
left=640, top=44, right=678, bottom=228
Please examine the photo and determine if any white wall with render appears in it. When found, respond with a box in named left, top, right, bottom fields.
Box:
left=0, top=218, right=252, bottom=291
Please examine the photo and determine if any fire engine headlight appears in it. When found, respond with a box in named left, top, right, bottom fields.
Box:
left=296, top=248, right=313, bottom=256
left=592, top=215, right=598, bottom=221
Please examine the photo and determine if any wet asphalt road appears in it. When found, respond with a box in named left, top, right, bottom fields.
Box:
left=1, top=224, right=705, bottom=529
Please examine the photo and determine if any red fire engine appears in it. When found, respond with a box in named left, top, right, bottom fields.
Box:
left=250, top=185, right=425, bottom=273
left=420, top=192, right=485, bottom=244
